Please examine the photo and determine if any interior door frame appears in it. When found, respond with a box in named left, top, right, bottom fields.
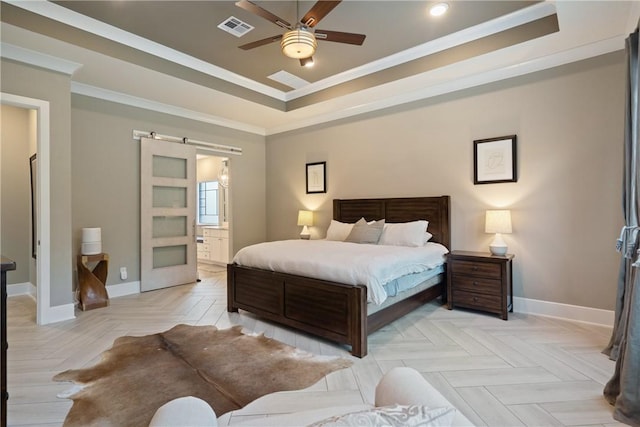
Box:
left=1, top=93, right=52, bottom=325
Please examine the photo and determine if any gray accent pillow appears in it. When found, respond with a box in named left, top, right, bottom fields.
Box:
left=345, top=218, right=385, bottom=244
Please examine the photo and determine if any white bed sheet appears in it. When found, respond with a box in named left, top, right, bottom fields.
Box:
left=232, top=240, right=448, bottom=305
left=382, top=265, right=445, bottom=297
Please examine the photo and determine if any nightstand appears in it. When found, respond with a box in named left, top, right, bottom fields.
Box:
left=446, top=250, right=514, bottom=320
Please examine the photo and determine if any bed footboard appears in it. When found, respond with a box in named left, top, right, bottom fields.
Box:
left=227, top=263, right=368, bottom=357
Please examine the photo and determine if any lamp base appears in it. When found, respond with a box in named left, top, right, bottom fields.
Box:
left=489, top=244, right=508, bottom=256
left=489, top=233, right=508, bottom=256
left=300, top=225, right=310, bottom=240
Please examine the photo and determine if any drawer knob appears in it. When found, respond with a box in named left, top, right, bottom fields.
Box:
left=472, top=266, right=478, bottom=270
left=473, top=281, right=479, bottom=286
left=473, top=297, right=479, bottom=302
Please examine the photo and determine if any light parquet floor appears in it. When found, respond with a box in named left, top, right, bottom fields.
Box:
left=5, top=265, right=622, bottom=426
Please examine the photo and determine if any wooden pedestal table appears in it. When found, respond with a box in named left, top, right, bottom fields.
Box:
left=77, top=253, right=109, bottom=311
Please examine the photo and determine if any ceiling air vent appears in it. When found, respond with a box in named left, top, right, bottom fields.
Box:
left=218, top=16, right=254, bottom=37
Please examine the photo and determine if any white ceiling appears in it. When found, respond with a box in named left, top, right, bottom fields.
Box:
left=1, top=1, right=639, bottom=136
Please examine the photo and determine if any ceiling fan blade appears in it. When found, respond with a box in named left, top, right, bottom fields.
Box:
left=300, top=1, right=341, bottom=28
left=238, top=34, right=283, bottom=50
left=235, top=0, right=292, bottom=29
left=314, top=30, right=366, bottom=45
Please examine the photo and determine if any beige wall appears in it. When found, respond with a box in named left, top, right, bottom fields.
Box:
left=197, top=156, right=223, bottom=182
left=1, top=50, right=624, bottom=312
left=2, top=57, right=265, bottom=305
left=1, top=59, right=73, bottom=306
left=0, top=104, right=34, bottom=284
left=71, top=95, right=266, bottom=288
left=265, top=52, right=624, bottom=311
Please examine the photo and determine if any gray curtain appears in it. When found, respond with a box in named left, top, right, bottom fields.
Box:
left=603, top=24, right=640, bottom=427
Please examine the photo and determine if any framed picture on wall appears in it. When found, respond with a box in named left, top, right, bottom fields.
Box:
left=473, top=135, right=517, bottom=184
left=306, top=161, right=326, bottom=194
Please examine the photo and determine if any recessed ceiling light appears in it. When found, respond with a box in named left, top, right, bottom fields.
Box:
left=430, top=2, right=449, bottom=17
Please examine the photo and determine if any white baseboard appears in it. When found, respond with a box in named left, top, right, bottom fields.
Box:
left=7, top=282, right=36, bottom=299
left=8, top=283, right=75, bottom=324
left=67, top=281, right=140, bottom=304
left=8, top=281, right=144, bottom=325
left=514, top=296, right=614, bottom=327
left=106, top=281, right=140, bottom=298
left=41, top=303, right=76, bottom=324
left=11, top=281, right=613, bottom=328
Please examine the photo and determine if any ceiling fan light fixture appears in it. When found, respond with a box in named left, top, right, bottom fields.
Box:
left=281, top=27, right=317, bottom=59
left=430, top=2, right=449, bottom=17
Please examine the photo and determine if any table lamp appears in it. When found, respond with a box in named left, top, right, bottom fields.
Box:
left=485, top=210, right=512, bottom=256
left=297, top=210, right=313, bottom=240
left=81, top=227, right=102, bottom=255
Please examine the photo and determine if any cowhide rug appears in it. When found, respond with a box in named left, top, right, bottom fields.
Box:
left=53, top=324, right=352, bottom=427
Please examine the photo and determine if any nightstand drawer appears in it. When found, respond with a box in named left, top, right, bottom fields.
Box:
left=450, top=260, right=501, bottom=279
left=452, top=290, right=502, bottom=311
left=446, top=251, right=514, bottom=320
left=452, top=275, right=501, bottom=295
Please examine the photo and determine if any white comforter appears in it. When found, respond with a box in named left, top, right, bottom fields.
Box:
left=232, top=240, right=449, bottom=305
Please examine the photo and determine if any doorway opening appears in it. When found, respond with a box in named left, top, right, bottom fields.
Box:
left=196, top=154, right=230, bottom=276
left=1, top=93, right=53, bottom=325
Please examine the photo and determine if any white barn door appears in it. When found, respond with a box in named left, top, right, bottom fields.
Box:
left=140, top=137, right=197, bottom=291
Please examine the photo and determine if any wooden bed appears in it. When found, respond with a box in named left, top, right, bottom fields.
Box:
left=227, top=196, right=451, bottom=358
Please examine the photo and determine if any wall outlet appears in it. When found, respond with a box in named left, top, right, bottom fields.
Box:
left=120, top=267, right=127, bottom=280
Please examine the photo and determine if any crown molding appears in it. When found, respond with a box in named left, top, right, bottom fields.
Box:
left=71, top=82, right=267, bottom=136
left=69, top=34, right=623, bottom=137
left=284, top=1, right=557, bottom=101
left=4, top=0, right=286, bottom=101
left=266, top=35, right=624, bottom=135
left=1, top=42, right=82, bottom=75
left=4, top=18, right=624, bottom=138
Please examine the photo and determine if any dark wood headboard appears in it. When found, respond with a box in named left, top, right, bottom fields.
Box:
left=333, top=196, right=451, bottom=249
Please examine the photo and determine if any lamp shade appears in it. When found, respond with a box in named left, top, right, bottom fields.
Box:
left=81, top=227, right=102, bottom=255
left=297, top=210, right=314, bottom=227
left=485, top=210, right=512, bottom=234
left=281, top=28, right=317, bottom=59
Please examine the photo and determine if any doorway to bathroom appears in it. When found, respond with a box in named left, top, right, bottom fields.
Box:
left=196, top=154, right=230, bottom=276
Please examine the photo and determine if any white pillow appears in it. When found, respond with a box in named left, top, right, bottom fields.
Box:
left=150, top=397, right=216, bottom=427
left=325, top=220, right=354, bottom=241
left=379, top=220, right=429, bottom=247
left=424, top=231, right=433, bottom=244
left=307, top=404, right=456, bottom=427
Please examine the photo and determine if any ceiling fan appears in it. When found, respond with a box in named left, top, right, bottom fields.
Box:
left=235, top=0, right=366, bottom=66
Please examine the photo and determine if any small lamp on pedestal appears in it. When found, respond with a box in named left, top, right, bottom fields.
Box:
left=297, top=210, right=313, bottom=240
left=81, top=227, right=102, bottom=255
left=485, top=210, right=512, bottom=256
